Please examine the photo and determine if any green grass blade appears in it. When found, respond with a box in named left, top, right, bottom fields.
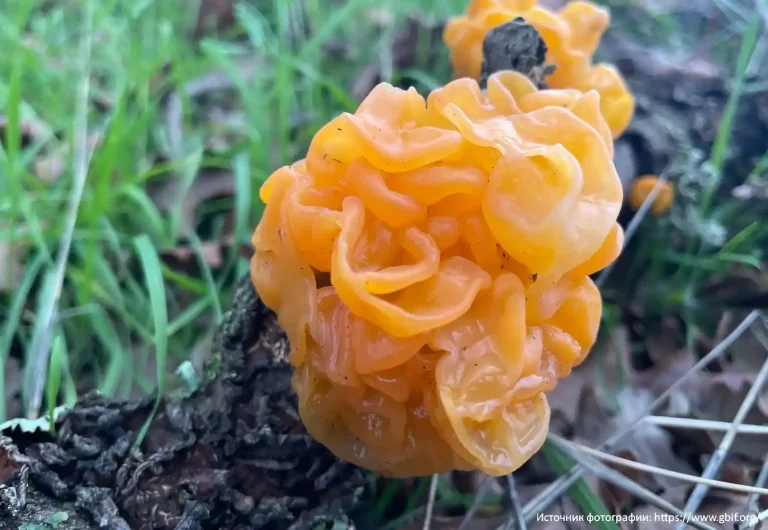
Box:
left=46, top=333, right=65, bottom=433
left=299, top=0, right=372, bottom=59
left=0, top=251, right=45, bottom=422
left=185, top=230, right=223, bottom=323
left=161, top=266, right=207, bottom=295
left=700, top=11, right=762, bottom=215
left=233, top=151, right=253, bottom=278
left=540, top=441, right=620, bottom=530
left=117, top=184, right=166, bottom=240
left=91, top=308, right=127, bottom=396
left=168, top=298, right=211, bottom=337
left=371, top=480, right=401, bottom=523
left=717, top=221, right=761, bottom=255
left=22, top=268, right=59, bottom=418
left=133, top=234, right=168, bottom=447
left=168, top=149, right=204, bottom=241
left=748, top=148, right=768, bottom=178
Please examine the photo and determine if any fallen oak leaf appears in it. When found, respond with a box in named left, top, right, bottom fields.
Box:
left=547, top=365, right=591, bottom=431
left=550, top=325, right=631, bottom=432
left=574, top=386, right=697, bottom=491
left=598, top=448, right=645, bottom=515
left=688, top=372, right=768, bottom=463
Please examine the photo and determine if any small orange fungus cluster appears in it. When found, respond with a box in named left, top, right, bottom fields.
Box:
left=629, top=175, right=674, bottom=216
left=444, top=0, right=634, bottom=138
left=251, top=70, right=624, bottom=477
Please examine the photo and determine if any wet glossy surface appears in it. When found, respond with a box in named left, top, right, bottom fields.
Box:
left=251, top=71, right=623, bottom=477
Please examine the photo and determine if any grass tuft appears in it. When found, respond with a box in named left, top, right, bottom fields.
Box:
left=133, top=234, right=169, bottom=447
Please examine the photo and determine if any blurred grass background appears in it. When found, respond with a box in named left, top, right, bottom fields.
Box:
left=0, top=0, right=765, bottom=446
left=0, top=0, right=479, bottom=424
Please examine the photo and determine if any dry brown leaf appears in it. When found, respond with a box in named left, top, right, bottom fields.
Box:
left=548, top=365, right=591, bottom=429
left=629, top=339, right=700, bottom=417
left=719, top=459, right=753, bottom=487
left=696, top=272, right=767, bottom=311
left=549, top=326, right=630, bottom=431
left=177, top=170, right=235, bottom=233
left=689, top=372, right=768, bottom=462
left=599, top=449, right=646, bottom=514
left=0, top=446, right=21, bottom=485
left=718, top=322, right=768, bottom=374
left=574, top=386, right=697, bottom=491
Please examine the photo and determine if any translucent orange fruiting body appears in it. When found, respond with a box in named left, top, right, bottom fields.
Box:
left=629, top=175, right=674, bottom=216
left=250, top=71, right=624, bottom=478
left=444, top=0, right=635, bottom=138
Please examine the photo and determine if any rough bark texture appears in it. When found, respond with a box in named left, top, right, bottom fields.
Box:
left=0, top=277, right=365, bottom=530
left=479, top=17, right=551, bottom=89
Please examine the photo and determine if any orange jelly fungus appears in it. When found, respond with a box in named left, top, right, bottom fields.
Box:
left=629, top=175, right=674, bottom=216
left=250, top=71, right=624, bottom=478
left=444, top=0, right=635, bottom=138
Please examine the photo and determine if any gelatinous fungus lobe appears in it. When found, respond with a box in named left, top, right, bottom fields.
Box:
left=629, top=174, right=674, bottom=216
left=444, top=0, right=635, bottom=138
left=250, top=71, right=623, bottom=478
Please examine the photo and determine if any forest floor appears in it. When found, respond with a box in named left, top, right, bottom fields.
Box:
left=1, top=0, right=768, bottom=529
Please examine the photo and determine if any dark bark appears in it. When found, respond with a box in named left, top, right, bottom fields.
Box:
left=479, top=17, right=551, bottom=89
left=0, top=277, right=365, bottom=530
